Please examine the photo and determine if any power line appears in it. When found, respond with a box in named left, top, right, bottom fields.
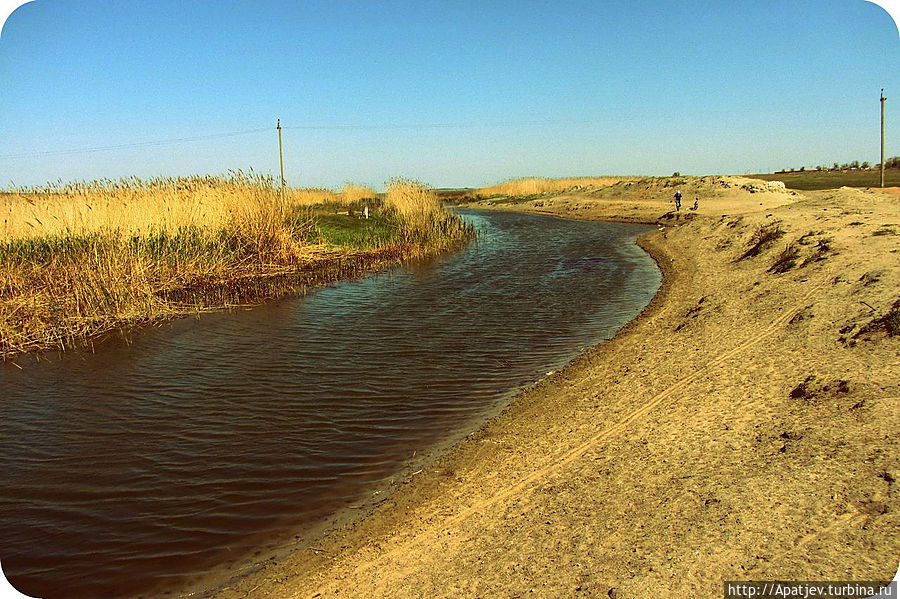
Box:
left=0, top=118, right=595, bottom=161
left=281, top=118, right=593, bottom=131
left=0, top=127, right=271, bottom=160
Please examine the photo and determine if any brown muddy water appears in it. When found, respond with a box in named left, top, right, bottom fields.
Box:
left=0, top=210, right=660, bottom=598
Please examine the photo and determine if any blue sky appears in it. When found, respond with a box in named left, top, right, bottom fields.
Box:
left=1, top=0, right=898, bottom=189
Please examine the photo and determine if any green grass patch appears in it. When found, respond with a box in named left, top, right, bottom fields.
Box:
left=0, top=228, right=275, bottom=267
left=0, top=233, right=106, bottom=265
left=312, top=213, right=401, bottom=248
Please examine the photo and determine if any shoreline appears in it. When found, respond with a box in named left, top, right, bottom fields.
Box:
left=1, top=240, right=466, bottom=362
left=204, top=180, right=898, bottom=598
left=182, top=214, right=675, bottom=599
left=171, top=215, right=665, bottom=599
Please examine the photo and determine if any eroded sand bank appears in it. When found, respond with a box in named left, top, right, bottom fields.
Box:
left=208, top=179, right=898, bottom=598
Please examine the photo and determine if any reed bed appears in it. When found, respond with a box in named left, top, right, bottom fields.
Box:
left=340, top=183, right=379, bottom=204
left=287, top=187, right=340, bottom=206
left=287, top=183, right=378, bottom=207
left=384, top=178, right=473, bottom=250
left=0, top=175, right=471, bottom=358
left=476, top=176, right=631, bottom=197
left=4, top=172, right=286, bottom=240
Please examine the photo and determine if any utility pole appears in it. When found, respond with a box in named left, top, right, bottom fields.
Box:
left=277, top=119, right=286, bottom=201
left=880, top=90, right=886, bottom=188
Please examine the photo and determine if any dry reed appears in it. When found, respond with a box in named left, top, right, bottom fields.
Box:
left=340, top=183, right=378, bottom=204
left=385, top=177, right=440, bottom=218
left=286, top=183, right=377, bottom=207
left=2, top=171, right=291, bottom=240
left=476, top=176, right=631, bottom=197
left=383, top=178, right=472, bottom=250
left=0, top=174, right=470, bottom=358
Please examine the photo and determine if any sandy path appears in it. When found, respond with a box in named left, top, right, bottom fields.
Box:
left=206, top=179, right=898, bottom=599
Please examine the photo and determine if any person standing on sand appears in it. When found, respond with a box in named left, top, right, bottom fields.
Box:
left=674, top=190, right=682, bottom=211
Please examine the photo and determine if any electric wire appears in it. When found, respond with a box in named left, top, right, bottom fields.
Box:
left=0, top=118, right=593, bottom=161
left=0, top=127, right=271, bottom=160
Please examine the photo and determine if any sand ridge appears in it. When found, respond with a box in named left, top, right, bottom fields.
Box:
left=205, top=179, right=898, bottom=599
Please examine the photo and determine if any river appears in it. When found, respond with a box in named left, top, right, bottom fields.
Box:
left=0, top=210, right=660, bottom=598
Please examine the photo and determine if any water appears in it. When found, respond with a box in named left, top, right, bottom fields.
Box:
left=0, top=210, right=660, bottom=598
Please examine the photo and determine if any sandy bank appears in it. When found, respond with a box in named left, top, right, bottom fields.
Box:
left=207, top=179, right=898, bottom=598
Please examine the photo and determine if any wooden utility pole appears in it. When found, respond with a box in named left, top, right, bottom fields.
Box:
left=277, top=119, right=286, bottom=201
left=881, top=90, right=886, bottom=188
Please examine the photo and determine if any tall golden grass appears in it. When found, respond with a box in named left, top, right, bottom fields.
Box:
left=476, top=176, right=632, bottom=197
left=1, top=173, right=310, bottom=356
left=287, top=183, right=377, bottom=207
left=287, top=187, right=340, bottom=206
left=384, top=178, right=472, bottom=249
left=0, top=174, right=470, bottom=357
left=2, top=172, right=290, bottom=240
left=1, top=174, right=379, bottom=240
left=385, top=177, right=440, bottom=217
left=340, top=183, right=378, bottom=204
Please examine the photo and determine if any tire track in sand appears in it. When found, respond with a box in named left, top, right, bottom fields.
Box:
left=746, top=394, right=899, bottom=573
left=306, top=284, right=823, bottom=596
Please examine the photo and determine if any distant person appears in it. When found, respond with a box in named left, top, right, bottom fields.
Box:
left=674, top=190, right=682, bottom=211
left=690, top=197, right=699, bottom=211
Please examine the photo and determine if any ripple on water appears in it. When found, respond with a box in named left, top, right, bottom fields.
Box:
left=0, top=210, right=660, bottom=599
